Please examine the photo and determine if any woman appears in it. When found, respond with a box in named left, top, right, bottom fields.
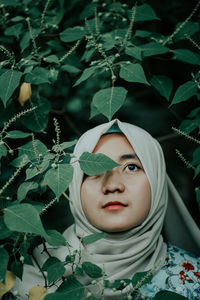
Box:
left=14, top=119, right=200, bottom=299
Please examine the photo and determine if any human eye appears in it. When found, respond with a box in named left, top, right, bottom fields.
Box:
left=124, top=163, right=141, bottom=173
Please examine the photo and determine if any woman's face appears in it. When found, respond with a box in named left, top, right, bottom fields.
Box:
left=80, top=133, right=151, bottom=232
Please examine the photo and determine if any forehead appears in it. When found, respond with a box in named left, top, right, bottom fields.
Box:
left=93, top=133, right=135, bottom=161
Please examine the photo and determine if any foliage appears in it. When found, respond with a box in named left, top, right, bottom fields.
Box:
left=0, top=0, right=199, bottom=299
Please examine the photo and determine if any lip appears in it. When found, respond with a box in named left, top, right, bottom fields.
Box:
left=103, top=201, right=127, bottom=211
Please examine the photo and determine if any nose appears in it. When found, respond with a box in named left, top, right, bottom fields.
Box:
left=102, top=170, right=125, bottom=194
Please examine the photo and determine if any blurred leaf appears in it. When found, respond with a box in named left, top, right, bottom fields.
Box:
left=82, top=232, right=105, bottom=245
left=10, top=261, right=23, bottom=280
left=61, top=64, right=81, bottom=74
left=195, top=188, right=200, bottom=209
left=42, top=257, right=61, bottom=272
left=60, top=26, right=86, bottom=42
left=52, top=140, right=77, bottom=152
left=82, top=262, right=103, bottom=278
left=0, top=220, right=12, bottom=239
left=172, top=49, right=200, bottom=65
left=18, top=140, right=47, bottom=162
left=5, top=131, right=32, bottom=139
left=0, top=0, right=19, bottom=6
left=21, top=97, right=51, bottom=132
left=133, top=4, right=160, bottom=22
left=44, top=55, right=60, bottom=64
left=174, top=22, right=200, bottom=41
left=125, top=45, right=142, bottom=60
left=0, top=248, right=9, bottom=283
left=25, top=67, right=51, bottom=85
left=4, top=23, right=23, bottom=39
left=132, top=271, right=153, bottom=288
left=46, top=275, right=84, bottom=299
left=192, top=147, right=200, bottom=165
left=79, top=152, right=120, bottom=176
left=74, top=66, right=97, bottom=86
left=45, top=230, right=66, bottom=246
left=0, top=70, right=23, bottom=107
left=47, top=262, right=65, bottom=285
left=140, top=42, right=169, bottom=57
left=154, top=290, right=189, bottom=299
left=151, top=75, right=173, bottom=100
left=44, top=164, right=73, bottom=198
left=194, top=164, right=200, bottom=179
left=17, top=182, right=38, bottom=202
left=120, top=63, right=149, bottom=85
left=0, top=144, right=7, bottom=159
left=171, top=81, right=198, bottom=105
left=92, top=87, right=128, bottom=120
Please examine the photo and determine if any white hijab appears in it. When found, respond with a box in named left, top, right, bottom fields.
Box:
left=66, top=119, right=200, bottom=297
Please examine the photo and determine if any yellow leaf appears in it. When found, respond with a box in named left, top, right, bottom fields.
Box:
left=28, top=286, right=48, bottom=300
left=0, top=270, right=16, bottom=297
left=18, top=82, right=31, bottom=106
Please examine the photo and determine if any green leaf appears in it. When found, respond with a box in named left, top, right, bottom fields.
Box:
left=132, top=271, right=153, bottom=288
left=73, top=66, right=97, bottom=87
left=4, top=203, right=47, bottom=238
left=0, top=70, right=23, bottom=107
left=140, top=42, right=169, bottom=57
left=125, top=45, right=142, bottom=60
left=21, top=97, right=51, bottom=132
left=0, top=144, right=7, bottom=159
left=0, top=248, right=9, bottom=283
left=52, top=140, right=77, bottom=152
left=45, top=230, right=66, bottom=246
left=82, top=232, right=105, bottom=245
left=174, top=22, right=200, bottom=41
left=151, top=75, right=173, bottom=100
left=46, top=275, right=84, bottom=299
left=19, top=140, right=47, bottom=162
left=60, top=26, right=86, bottom=42
left=42, top=257, right=61, bottom=272
left=120, top=63, right=149, bottom=85
left=172, top=49, right=200, bottom=65
left=44, top=55, right=60, bottom=64
left=0, top=220, right=12, bottom=239
left=195, top=188, right=200, bottom=209
left=92, top=86, right=128, bottom=121
left=17, top=181, right=38, bottom=202
left=171, top=81, right=198, bottom=105
left=11, top=260, right=23, bottom=280
left=4, top=23, right=23, bottom=39
left=61, top=64, right=81, bottom=74
left=0, top=0, right=19, bottom=6
left=10, top=154, right=29, bottom=168
left=26, top=166, right=39, bottom=180
left=192, top=147, right=200, bottom=165
left=44, top=164, right=73, bottom=198
left=154, top=290, right=189, bottom=300
left=79, top=152, right=120, bottom=176
left=25, top=67, right=51, bottom=84
left=82, top=261, right=103, bottom=278
left=194, top=164, right=200, bottom=179
left=47, top=262, right=65, bottom=285
left=133, top=4, right=160, bottom=22
left=5, top=130, right=32, bottom=139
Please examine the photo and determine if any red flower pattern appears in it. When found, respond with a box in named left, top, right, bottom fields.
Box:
left=179, top=270, right=193, bottom=285
left=181, top=261, right=194, bottom=272
left=194, top=272, right=200, bottom=281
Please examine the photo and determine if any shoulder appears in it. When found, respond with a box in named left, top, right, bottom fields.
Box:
left=139, top=243, right=200, bottom=299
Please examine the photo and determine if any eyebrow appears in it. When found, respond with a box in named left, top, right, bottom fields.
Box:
left=118, top=153, right=140, bottom=162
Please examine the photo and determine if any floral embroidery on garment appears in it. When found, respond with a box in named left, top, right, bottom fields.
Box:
left=139, top=244, right=200, bottom=299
